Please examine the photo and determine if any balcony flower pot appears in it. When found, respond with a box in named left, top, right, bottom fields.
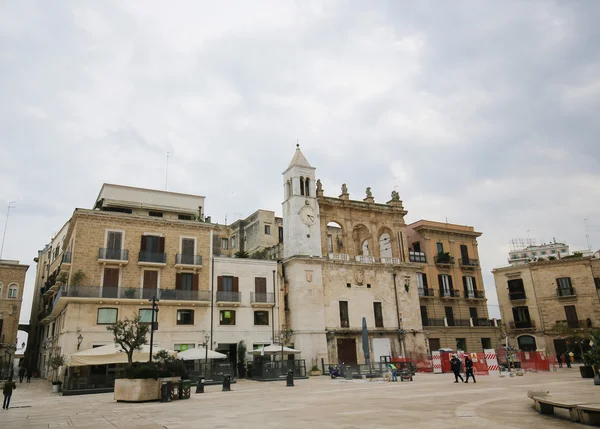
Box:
left=580, top=365, right=595, bottom=378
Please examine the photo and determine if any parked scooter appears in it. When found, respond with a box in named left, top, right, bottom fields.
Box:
left=328, top=364, right=345, bottom=379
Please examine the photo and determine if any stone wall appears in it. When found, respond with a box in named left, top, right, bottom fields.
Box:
left=0, top=261, right=28, bottom=355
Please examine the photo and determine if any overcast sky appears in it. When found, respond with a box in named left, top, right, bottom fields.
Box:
left=1, top=1, right=599, bottom=323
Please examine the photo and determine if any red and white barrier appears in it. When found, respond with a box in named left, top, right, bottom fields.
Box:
left=432, top=351, right=442, bottom=374
left=484, top=348, right=500, bottom=376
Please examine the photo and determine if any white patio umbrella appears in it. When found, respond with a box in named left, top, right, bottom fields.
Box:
left=177, top=347, right=227, bottom=361
left=249, top=344, right=301, bottom=356
left=67, top=343, right=177, bottom=367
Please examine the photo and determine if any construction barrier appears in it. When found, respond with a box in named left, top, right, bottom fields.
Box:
left=407, top=352, right=433, bottom=373
left=440, top=351, right=453, bottom=373
left=432, top=351, right=442, bottom=374
left=466, top=352, right=489, bottom=376
left=484, top=349, right=500, bottom=376
left=517, top=351, right=550, bottom=372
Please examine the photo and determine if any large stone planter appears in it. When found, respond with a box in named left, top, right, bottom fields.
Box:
left=114, top=377, right=182, bottom=402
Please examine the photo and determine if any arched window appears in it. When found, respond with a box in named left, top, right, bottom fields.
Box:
left=286, top=180, right=292, bottom=199
left=305, top=178, right=310, bottom=197
left=517, top=335, right=537, bottom=352
left=300, top=176, right=305, bottom=196
left=379, top=233, right=392, bottom=258
left=362, top=239, right=369, bottom=256
left=8, top=283, right=18, bottom=299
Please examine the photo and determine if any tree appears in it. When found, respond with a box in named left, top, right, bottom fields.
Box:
left=49, top=354, right=66, bottom=384
left=71, top=270, right=86, bottom=286
left=552, top=320, right=590, bottom=359
left=56, top=271, right=68, bottom=286
left=106, top=315, right=150, bottom=366
left=234, top=250, right=249, bottom=258
left=237, top=340, right=247, bottom=378
left=585, top=330, right=600, bottom=372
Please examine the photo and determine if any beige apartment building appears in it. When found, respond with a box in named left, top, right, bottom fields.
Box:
left=0, top=259, right=29, bottom=375
left=405, top=220, right=502, bottom=353
left=492, top=256, right=600, bottom=357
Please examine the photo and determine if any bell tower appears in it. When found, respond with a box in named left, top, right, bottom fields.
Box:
left=282, top=145, right=322, bottom=258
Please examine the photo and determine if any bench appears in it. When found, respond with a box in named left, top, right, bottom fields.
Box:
left=529, top=393, right=581, bottom=423
left=577, top=403, right=600, bottom=426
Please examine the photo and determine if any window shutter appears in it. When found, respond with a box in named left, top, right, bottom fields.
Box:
left=233, top=276, right=239, bottom=292
left=141, top=235, right=147, bottom=252
left=567, top=277, right=572, bottom=288
left=448, top=275, right=454, bottom=290
left=422, top=273, right=428, bottom=288
left=437, top=274, right=443, bottom=289
left=462, top=276, right=467, bottom=293
left=159, top=237, right=165, bottom=253
left=472, top=277, right=477, bottom=290
left=217, top=276, right=223, bottom=291
left=192, top=274, right=199, bottom=291
left=255, top=277, right=267, bottom=294
left=176, top=273, right=182, bottom=290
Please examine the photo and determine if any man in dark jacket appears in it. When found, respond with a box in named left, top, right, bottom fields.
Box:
left=3, top=378, right=17, bottom=409
left=464, top=355, right=476, bottom=383
left=18, top=367, right=25, bottom=383
left=450, top=355, right=464, bottom=383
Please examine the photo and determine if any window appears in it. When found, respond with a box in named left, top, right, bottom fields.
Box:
left=103, top=207, right=133, bottom=214
left=140, top=234, right=164, bottom=258
left=373, top=302, right=384, bottom=328
left=456, top=338, right=467, bottom=352
left=181, top=238, right=195, bottom=256
left=97, top=308, right=118, bottom=325
left=222, top=276, right=234, bottom=291
left=512, top=306, right=531, bottom=328
left=469, top=307, right=478, bottom=323
left=339, top=301, right=349, bottom=328
left=278, top=227, right=284, bottom=243
left=149, top=211, right=163, bottom=217
left=413, top=242, right=421, bottom=253
left=463, top=276, right=476, bottom=298
left=481, top=338, right=492, bottom=350
left=300, top=176, right=305, bottom=196
left=551, top=250, right=556, bottom=254
left=139, top=309, right=153, bottom=324
left=438, top=274, right=452, bottom=296
left=254, top=311, right=269, bottom=326
left=429, top=338, right=441, bottom=351
left=417, top=273, right=428, bottom=295
left=541, top=251, right=546, bottom=255
left=436, top=242, right=444, bottom=254
left=420, top=306, right=429, bottom=326
left=255, top=277, right=267, bottom=293
left=561, top=249, right=567, bottom=253
left=221, top=238, right=229, bottom=249
left=445, top=307, right=455, bottom=326
left=595, top=278, right=600, bottom=289
left=460, top=244, right=469, bottom=263
left=327, top=235, right=333, bottom=253
left=231, top=235, right=236, bottom=248
left=305, top=177, right=310, bottom=197
left=517, top=335, right=537, bottom=352
left=264, top=225, right=271, bottom=235
left=174, top=344, right=195, bottom=352
left=178, top=214, right=193, bottom=221
left=564, top=305, right=579, bottom=329
left=508, top=279, right=526, bottom=300
left=557, top=277, right=573, bottom=294
left=220, top=310, right=236, bottom=325
left=177, top=309, right=194, bottom=325
left=8, top=284, right=18, bottom=299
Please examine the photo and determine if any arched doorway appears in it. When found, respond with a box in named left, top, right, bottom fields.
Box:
left=517, top=335, right=537, bottom=352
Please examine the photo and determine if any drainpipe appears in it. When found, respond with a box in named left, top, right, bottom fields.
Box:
left=272, top=269, right=276, bottom=344
left=392, top=273, right=405, bottom=357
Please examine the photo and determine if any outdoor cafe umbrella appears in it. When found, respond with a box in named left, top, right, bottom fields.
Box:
left=249, top=344, right=301, bottom=356
left=67, top=343, right=176, bottom=367
left=177, top=347, right=227, bottom=361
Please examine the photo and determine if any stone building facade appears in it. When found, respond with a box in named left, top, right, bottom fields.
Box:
left=0, top=259, right=29, bottom=374
left=492, top=256, right=600, bottom=357
left=405, top=220, right=502, bottom=353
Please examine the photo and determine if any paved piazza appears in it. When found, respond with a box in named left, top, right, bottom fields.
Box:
left=2, top=369, right=596, bottom=428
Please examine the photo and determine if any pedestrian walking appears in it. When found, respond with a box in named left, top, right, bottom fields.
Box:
left=556, top=354, right=563, bottom=368
left=564, top=352, right=571, bottom=368
left=18, top=367, right=25, bottom=383
left=26, top=368, right=32, bottom=383
left=3, top=378, right=16, bottom=409
left=464, top=355, right=476, bottom=383
left=450, top=355, right=464, bottom=383
left=388, top=363, right=398, bottom=382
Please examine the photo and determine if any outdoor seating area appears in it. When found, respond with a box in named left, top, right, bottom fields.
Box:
left=246, top=344, right=307, bottom=381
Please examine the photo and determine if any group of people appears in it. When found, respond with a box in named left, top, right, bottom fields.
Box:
left=450, top=354, right=476, bottom=383
left=556, top=351, right=575, bottom=368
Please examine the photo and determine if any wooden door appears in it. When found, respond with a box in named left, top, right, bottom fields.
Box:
left=255, top=277, right=267, bottom=294
left=336, top=338, right=358, bottom=365
left=143, top=270, right=158, bottom=299
left=429, top=338, right=441, bottom=352
left=102, top=268, right=119, bottom=298
left=565, top=305, right=579, bottom=328
left=460, top=244, right=469, bottom=263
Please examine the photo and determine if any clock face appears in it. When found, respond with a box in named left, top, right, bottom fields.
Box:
left=300, top=206, right=317, bottom=226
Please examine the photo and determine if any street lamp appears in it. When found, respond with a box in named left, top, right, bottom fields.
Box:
left=280, top=332, right=285, bottom=375
left=203, top=333, right=210, bottom=377
left=77, top=334, right=83, bottom=351
left=148, top=296, right=160, bottom=362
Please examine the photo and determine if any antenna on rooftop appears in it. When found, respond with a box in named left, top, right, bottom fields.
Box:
left=165, top=152, right=170, bottom=191
left=585, top=218, right=593, bottom=251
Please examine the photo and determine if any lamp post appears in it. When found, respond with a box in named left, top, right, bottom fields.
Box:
left=148, top=296, right=160, bottom=363
left=77, top=334, right=83, bottom=351
left=203, top=333, right=210, bottom=378
left=280, top=332, right=285, bottom=376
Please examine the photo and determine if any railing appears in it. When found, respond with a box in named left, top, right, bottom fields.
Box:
left=62, top=252, right=72, bottom=264
left=138, top=251, right=166, bottom=264
left=434, top=255, right=455, bottom=265
left=328, top=253, right=350, bottom=261
left=98, top=248, right=129, bottom=261
left=439, top=289, right=460, bottom=298
left=557, top=287, right=576, bottom=297
left=423, top=318, right=445, bottom=327
left=250, top=292, right=274, bottom=304
left=448, top=319, right=471, bottom=327
left=459, top=258, right=479, bottom=267
left=509, top=320, right=536, bottom=330
left=355, top=255, right=376, bottom=263
left=184, top=361, right=236, bottom=384
left=509, top=291, right=527, bottom=300
left=418, top=288, right=435, bottom=297
left=248, top=359, right=306, bottom=380
left=473, top=318, right=494, bottom=327
left=380, top=257, right=401, bottom=264
left=176, top=254, right=203, bottom=266
left=159, top=289, right=211, bottom=301
left=465, top=290, right=485, bottom=299
left=56, top=286, right=210, bottom=301
left=409, top=251, right=426, bottom=263
left=216, top=291, right=241, bottom=302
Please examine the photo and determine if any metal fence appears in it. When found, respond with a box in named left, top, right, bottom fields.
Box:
left=248, top=359, right=306, bottom=380
left=183, top=361, right=235, bottom=384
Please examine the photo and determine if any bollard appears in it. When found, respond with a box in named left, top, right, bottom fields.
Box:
left=160, top=382, right=171, bottom=402
left=345, top=366, right=353, bottom=380
left=195, top=377, right=204, bottom=394
left=222, top=375, right=231, bottom=392
left=286, top=370, right=294, bottom=387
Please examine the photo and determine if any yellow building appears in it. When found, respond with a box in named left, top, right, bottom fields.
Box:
left=492, top=256, right=600, bottom=357
left=405, top=220, right=502, bottom=353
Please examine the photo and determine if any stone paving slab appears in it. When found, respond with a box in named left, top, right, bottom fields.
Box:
left=1, top=369, right=596, bottom=428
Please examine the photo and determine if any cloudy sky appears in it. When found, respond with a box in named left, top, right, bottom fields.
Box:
left=1, top=1, right=599, bottom=323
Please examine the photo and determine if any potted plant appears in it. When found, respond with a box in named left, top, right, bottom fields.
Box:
left=237, top=340, right=247, bottom=378
left=436, top=251, right=451, bottom=263
left=56, top=271, right=68, bottom=287
left=69, top=270, right=86, bottom=296
left=49, top=354, right=66, bottom=393
left=585, top=329, right=600, bottom=385
left=124, top=287, right=137, bottom=299
left=310, top=365, right=321, bottom=376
